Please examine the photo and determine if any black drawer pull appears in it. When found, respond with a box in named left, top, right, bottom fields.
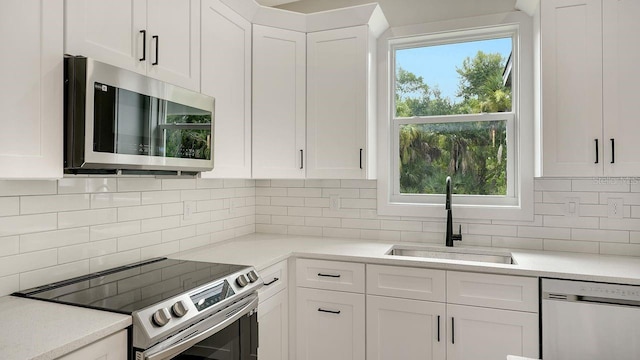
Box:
left=359, top=148, right=363, bottom=169
left=611, top=138, right=615, bottom=164
left=152, top=35, right=159, bottom=65
left=452, top=317, right=455, bottom=344
left=139, top=30, right=146, bottom=61
left=263, top=277, right=279, bottom=286
left=317, top=273, right=341, bottom=278
left=437, top=315, right=441, bottom=342
left=318, top=308, right=341, bottom=315
left=594, top=139, right=599, bottom=164
left=300, top=149, right=304, bottom=169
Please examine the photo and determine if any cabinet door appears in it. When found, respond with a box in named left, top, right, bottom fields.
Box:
left=367, top=295, right=445, bottom=360
left=58, top=329, right=127, bottom=360
left=65, top=0, right=147, bottom=75
left=307, top=26, right=368, bottom=179
left=252, top=25, right=306, bottom=179
left=603, top=0, right=640, bottom=176
left=541, top=0, right=602, bottom=176
left=447, top=304, right=539, bottom=360
left=0, top=0, right=63, bottom=178
left=296, top=287, right=365, bottom=360
left=200, top=0, right=252, bottom=178
left=258, top=289, right=289, bottom=360
left=146, top=0, right=200, bottom=91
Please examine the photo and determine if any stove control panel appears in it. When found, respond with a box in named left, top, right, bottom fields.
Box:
left=152, top=308, right=171, bottom=327
left=172, top=300, right=189, bottom=317
left=236, top=274, right=249, bottom=287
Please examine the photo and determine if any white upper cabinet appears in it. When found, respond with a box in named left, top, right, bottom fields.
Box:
left=602, top=0, right=640, bottom=176
left=65, top=0, right=147, bottom=75
left=541, top=0, right=602, bottom=177
left=252, top=24, right=306, bottom=179
left=65, top=0, right=200, bottom=91
left=542, top=0, right=640, bottom=177
left=306, top=25, right=374, bottom=179
left=0, top=0, right=63, bottom=179
left=200, top=0, right=252, bottom=178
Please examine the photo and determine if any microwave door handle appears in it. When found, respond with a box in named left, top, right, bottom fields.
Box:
left=143, top=295, right=258, bottom=360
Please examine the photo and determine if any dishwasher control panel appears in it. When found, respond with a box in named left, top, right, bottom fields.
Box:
left=543, top=278, right=640, bottom=303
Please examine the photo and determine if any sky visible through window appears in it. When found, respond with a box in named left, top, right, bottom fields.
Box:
left=396, top=38, right=512, bottom=103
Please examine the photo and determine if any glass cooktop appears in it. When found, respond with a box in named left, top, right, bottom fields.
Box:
left=12, top=258, right=247, bottom=314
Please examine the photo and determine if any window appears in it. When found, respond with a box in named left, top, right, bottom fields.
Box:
left=378, top=13, right=534, bottom=220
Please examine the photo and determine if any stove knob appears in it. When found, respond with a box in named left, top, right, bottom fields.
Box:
left=172, top=300, right=189, bottom=318
left=236, top=274, right=249, bottom=287
left=152, top=308, right=171, bottom=327
left=247, top=270, right=259, bottom=283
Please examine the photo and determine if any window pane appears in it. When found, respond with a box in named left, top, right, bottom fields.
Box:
left=395, top=38, right=512, bottom=117
left=399, top=121, right=507, bottom=195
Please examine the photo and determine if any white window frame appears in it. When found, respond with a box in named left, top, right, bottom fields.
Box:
left=377, top=12, right=534, bottom=221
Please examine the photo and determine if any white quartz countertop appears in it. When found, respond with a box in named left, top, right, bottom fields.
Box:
left=174, top=233, right=640, bottom=285
left=0, top=296, right=131, bottom=360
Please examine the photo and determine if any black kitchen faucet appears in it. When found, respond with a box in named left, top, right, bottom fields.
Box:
left=445, top=176, right=463, bottom=247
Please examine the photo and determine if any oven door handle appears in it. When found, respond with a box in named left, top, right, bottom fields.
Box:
left=144, top=294, right=259, bottom=360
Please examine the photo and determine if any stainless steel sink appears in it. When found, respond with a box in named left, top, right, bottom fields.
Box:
left=387, top=245, right=515, bottom=264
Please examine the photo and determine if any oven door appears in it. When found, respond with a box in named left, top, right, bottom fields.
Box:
left=142, top=295, right=258, bottom=360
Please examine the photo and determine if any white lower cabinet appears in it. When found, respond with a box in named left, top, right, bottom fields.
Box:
left=57, top=329, right=127, bottom=360
left=446, top=304, right=539, bottom=360
left=296, top=287, right=365, bottom=360
left=258, top=289, right=289, bottom=360
left=367, top=295, right=446, bottom=360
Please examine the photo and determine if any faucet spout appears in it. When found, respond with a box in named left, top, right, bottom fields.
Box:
left=445, top=176, right=462, bottom=247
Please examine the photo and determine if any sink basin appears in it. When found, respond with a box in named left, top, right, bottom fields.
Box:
left=387, top=245, right=515, bottom=264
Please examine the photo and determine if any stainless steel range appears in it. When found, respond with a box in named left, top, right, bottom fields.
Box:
left=13, top=257, right=263, bottom=360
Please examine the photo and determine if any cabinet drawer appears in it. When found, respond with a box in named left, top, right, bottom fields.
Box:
left=296, top=259, right=365, bottom=293
left=366, top=264, right=445, bottom=302
left=447, top=271, right=538, bottom=312
left=58, top=329, right=127, bottom=360
left=258, top=260, right=288, bottom=302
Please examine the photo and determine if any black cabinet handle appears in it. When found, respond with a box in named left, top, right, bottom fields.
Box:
left=152, top=35, right=159, bottom=65
left=451, top=317, right=455, bottom=344
left=300, top=149, right=304, bottom=169
left=318, top=308, right=341, bottom=315
left=611, top=138, right=615, bottom=164
left=594, top=139, right=599, bottom=164
left=359, top=148, right=363, bottom=169
left=263, top=277, right=279, bottom=286
left=317, top=273, right=340, bottom=278
left=139, top=30, right=146, bottom=61
left=437, top=315, right=441, bottom=342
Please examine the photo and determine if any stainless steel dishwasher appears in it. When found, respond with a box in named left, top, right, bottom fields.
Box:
left=542, top=278, right=640, bottom=359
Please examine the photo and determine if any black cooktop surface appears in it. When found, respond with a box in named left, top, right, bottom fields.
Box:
left=12, top=258, right=247, bottom=314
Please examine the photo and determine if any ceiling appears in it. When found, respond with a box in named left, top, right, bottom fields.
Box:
left=269, top=0, right=517, bottom=27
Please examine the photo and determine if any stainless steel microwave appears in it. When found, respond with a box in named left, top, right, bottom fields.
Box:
left=64, top=56, right=215, bottom=174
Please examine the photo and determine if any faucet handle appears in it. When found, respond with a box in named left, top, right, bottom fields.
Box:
left=453, top=225, right=463, bottom=241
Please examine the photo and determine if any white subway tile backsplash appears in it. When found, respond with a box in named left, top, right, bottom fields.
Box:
left=323, top=227, right=360, bottom=239
left=572, top=179, right=630, bottom=192
left=461, top=234, right=492, bottom=247
left=224, top=217, right=246, bottom=229
left=197, top=199, right=225, bottom=212
left=543, top=191, right=599, bottom=204
left=197, top=221, right=225, bottom=236
left=117, top=178, right=161, bottom=192
left=59, top=209, right=117, bottom=229
left=141, top=216, right=181, bottom=233
left=19, top=260, right=90, bottom=290
left=380, top=220, right=422, bottom=232
left=0, top=180, right=56, bottom=196
left=304, top=179, right=340, bottom=188
left=599, top=192, right=640, bottom=205
left=467, top=224, right=517, bottom=237
left=224, top=179, right=250, bottom=188
left=305, top=217, right=341, bottom=228
left=543, top=239, right=599, bottom=254
left=59, top=178, right=115, bottom=194
left=141, top=241, right=180, bottom=260
left=400, top=231, right=442, bottom=243
left=0, top=249, right=58, bottom=277
left=90, top=221, right=140, bottom=241
left=163, top=226, right=197, bottom=243
left=600, top=218, right=640, bottom=232
left=287, top=226, right=324, bottom=237
left=211, top=188, right=237, bottom=199
left=0, top=214, right=57, bottom=237
left=118, top=231, right=162, bottom=252
left=271, top=197, right=305, bottom=207
left=600, top=242, right=640, bottom=256
left=359, top=189, right=377, bottom=199
left=90, top=249, right=141, bottom=272
left=196, top=179, right=224, bottom=189
left=162, top=203, right=184, bottom=216
left=91, top=192, right=140, bottom=209
left=118, top=205, right=162, bottom=222
left=571, top=228, right=629, bottom=243
left=20, top=228, right=89, bottom=252
left=341, top=198, right=376, bottom=209
left=518, top=226, right=571, bottom=240
left=0, top=236, right=19, bottom=257
left=21, top=194, right=90, bottom=214
left=289, top=207, right=322, bottom=217
left=256, top=224, right=288, bottom=234
left=341, top=218, right=380, bottom=230
left=141, top=190, right=181, bottom=205
left=322, top=188, right=359, bottom=198
left=361, top=229, right=401, bottom=242
left=305, top=198, right=330, bottom=208
left=341, top=180, right=376, bottom=188
left=288, top=188, right=322, bottom=198
left=181, top=189, right=211, bottom=201
left=270, top=179, right=304, bottom=188
left=180, top=234, right=212, bottom=251
left=58, top=239, right=117, bottom=264
left=0, top=198, right=19, bottom=217
left=492, top=236, right=543, bottom=250
left=271, top=215, right=305, bottom=226
left=322, top=208, right=360, bottom=219
left=255, top=180, right=271, bottom=187
left=162, top=179, right=196, bottom=190
left=534, top=179, right=572, bottom=192
left=543, top=215, right=599, bottom=229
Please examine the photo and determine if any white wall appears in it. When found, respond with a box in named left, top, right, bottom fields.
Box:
left=0, top=177, right=255, bottom=297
